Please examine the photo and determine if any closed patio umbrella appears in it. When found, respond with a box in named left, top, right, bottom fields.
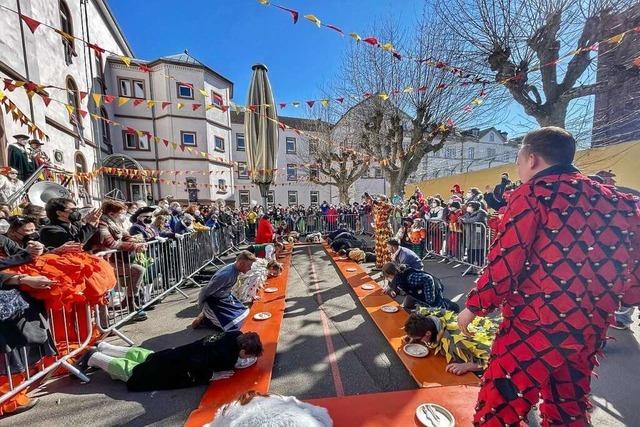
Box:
left=245, top=64, right=279, bottom=209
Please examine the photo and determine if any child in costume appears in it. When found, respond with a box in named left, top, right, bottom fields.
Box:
left=408, top=218, right=426, bottom=258
left=232, top=260, right=283, bottom=304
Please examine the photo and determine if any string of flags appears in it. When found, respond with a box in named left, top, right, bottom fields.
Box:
left=0, top=90, right=48, bottom=140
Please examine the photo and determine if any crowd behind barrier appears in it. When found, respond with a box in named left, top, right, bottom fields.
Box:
left=0, top=227, right=244, bottom=414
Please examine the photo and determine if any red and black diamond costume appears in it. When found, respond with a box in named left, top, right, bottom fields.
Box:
left=466, top=165, right=640, bottom=426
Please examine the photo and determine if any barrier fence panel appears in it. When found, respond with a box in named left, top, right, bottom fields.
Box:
left=425, top=219, right=447, bottom=258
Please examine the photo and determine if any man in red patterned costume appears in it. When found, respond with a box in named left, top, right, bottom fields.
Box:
left=458, top=127, right=640, bottom=426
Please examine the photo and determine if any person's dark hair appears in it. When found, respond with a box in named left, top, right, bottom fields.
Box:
left=338, top=248, right=347, bottom=256
left=45, top=198, right=75, bottom=221
left=469, top=187, right=481, bottom=196
left=430, top=199, right=441, bottom=206
left=238, top=332, right=263, bottom=357
left=386, top=238, right=400, bottom=249
left=8, top=216, right=37, bottom=232
left=382, top=262, right=404, bottom=276
left=266, top=260, right=283, bottom=273
left=521, top=127, right=576, bottom=166
left=404, top=313, right=438, bottom=344
left=102, top=199, right=126, bottom=216
left=449, top=201, right=461, bottom=209
left=467, top=201, right=481, bottom=211
left=23, top=204, right=45, bottom=217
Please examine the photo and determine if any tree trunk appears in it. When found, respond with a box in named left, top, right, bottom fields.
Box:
left=388, top=175, right=406, bottom=199
left=338, top=185, right=350, bottom=204
left=535, top=102, right=568, bottom=128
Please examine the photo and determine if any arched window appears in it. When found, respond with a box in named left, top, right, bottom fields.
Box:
left=74, top=152, right=90, bottom=202
left=100, top=107, right=112, bottom=153
left=66, top=76, right=82, bottom=128
left=59, top=1, right=75, bottom=64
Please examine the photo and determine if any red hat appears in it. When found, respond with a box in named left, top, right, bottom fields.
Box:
left=450, top=184, right=462, bottom=193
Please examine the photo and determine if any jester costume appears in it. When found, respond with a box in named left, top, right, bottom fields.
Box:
left=372, top=200, right=393, bottom=269
left=466, top=165, right=640, bottom=426
left=416, top=307, right=498, bottom=369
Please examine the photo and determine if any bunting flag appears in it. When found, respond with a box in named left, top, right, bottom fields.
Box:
left=161, top=101, right=171, bottom=109
left=273, top=5, right=299, bottom=23
left=378, top=92, right=389, bottom=101
left=320, top=99, right=329, bottom=107
left=20, top=14, right=41, bottom=33
left=104, top=95, right=115, bottom=104
left=192, top=103, right=202, bottom=111
left=198, top=89, right=208, bottom=97
left=177, top=102, right=184, bottom=110
left=118, top=97, right=129, bottom=106
left=133, top=98, right=144, bottom=107
left=363, top=37, right=379, bottom=46
left=65, top=104, right=74, bottom=115
left=120, top=56, right=132, bottom=67
left=92, top=93, right=102, bottom=107
left=304, top=14, right=321, bottom=28
left=146, top=100, right=156, bottom=108
left=325, top=24, right=344, bottom=36
left=349, top=33, right=362, bottom=42
left=606, top=32, right=626, bottom=45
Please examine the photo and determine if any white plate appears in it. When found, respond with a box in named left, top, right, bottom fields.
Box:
left=264, top=287, right=278, bottom=293
left=403, top=343, right=429, bottom=358
left=361, top=284, right=375, bottom=290
left=253, top=312, right=272, bottom=320
left=235, top=356, right=258, bottom=369
left=346, top=268, right=357, bottom=272
left=381, top=305, right=399, bottom=313
left=415, top=403, right=455, bottom=427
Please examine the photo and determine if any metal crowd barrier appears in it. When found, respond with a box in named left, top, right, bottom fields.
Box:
left=1, top=228, right=239, bottom=409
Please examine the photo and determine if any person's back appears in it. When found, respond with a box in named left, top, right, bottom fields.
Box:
left=198, top=262, right=239, bottom=304
left=396, top=246, right=423, bottom=271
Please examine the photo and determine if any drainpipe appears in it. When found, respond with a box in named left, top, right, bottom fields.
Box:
left=15, top=0, right=35, bottom=121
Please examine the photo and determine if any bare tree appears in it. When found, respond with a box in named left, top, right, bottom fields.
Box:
left=333, top=11, right=497, bottom=197
left=437, top=0, right=638, bottom=128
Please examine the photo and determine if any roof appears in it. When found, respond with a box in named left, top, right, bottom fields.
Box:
left=460, top=127, right=508, bottom=140
left=231, top=111, right=331, bottom=131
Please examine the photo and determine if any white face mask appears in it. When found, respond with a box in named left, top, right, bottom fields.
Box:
left=430, top=203, right=438, bottom=208
left=466, top=207, right=473, bottom=213
left=0, top=219, right=9, bottom=234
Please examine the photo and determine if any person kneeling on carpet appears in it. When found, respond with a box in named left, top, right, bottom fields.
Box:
left=193, top=251, right=256, bottom=331
left=337, top=248, right=376, bottom=264
left=382, top=263, right=458, bottom=312
left=79, top=331, right=263, bottom=391
left=232, top=260, right=284, bottom=304
left=403, top=309, right=497, bottom=376
left=245, top=242, right=284, bottom=261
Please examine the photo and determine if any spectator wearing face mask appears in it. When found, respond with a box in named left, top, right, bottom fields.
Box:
left=151, top=214, right=175, bottom=239
left=174, top=213, right=195, bottom=235
left=0, top=168, right=23, bottom=204
left=5, top=216, right=41, bottom=248
left=129, top=207, right=159, bottom=241
left=168, top=202, right=183, bottom=232
left=459, top=201, right=488, bottom=266
left=40, top=198, right=101, bottom=249
left=21, top=204, right=48, bottom=228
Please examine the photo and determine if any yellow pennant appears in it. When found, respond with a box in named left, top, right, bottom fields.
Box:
left=606, top=32, right=625, bottom=45
left=120, top=56, right=132, bottom=67
left=0, top=89, right=5, bottom=101
left=292, top=102, right=300, bottom=108
left=403, top=86, right=414, bottom=93
left=135, top=130, right=143, bottom=138
left=304, top=14, right=321, bottom=28
left=206, top=104, right=214, bottom=111
left=146, top=100, right=156, bottom=108
left=118, top=97, right=129, bottom=106
left=65, top=104, right=75, bottom=115
left=257, top=0, right=269, bottom=4
left=201, top=152, right=207, bottom=158
left=177, top=102, right=184, bottom=109
left=186, top=147, right=194, bottom=153
left=92, top=93, right=102, bottom=107
left=471, top=97, right=483, bottom=106
left=378, top=92, right=389, bottom=101
left=199, top=89, right=208, bottom=97
left=349, top=33, right=361, bottom=42
left=381, top=43, right=394, bottom=52
left=14, top=81, right=26, bottom=88
left=320, top=99, right=330, bottom=107
left=153, top=136, right=161, bottom=143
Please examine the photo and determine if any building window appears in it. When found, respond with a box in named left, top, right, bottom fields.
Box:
left=100, top=107, right=111, bottom=152
left=287, top=164, right=297, bottom=181
left=181, top=131, right=197, bottom=146
left=288, top=191, right=298, bottom=206
left=118, top=78, right=145, bottom=99
left=59, top=1, right=75, bottom=65
left=267, top=190, right=275, bottom=206
left=177, top=83, right=194, bottom=99
left=488, top=133, right=495, bottom=142
left=286, top=137, right=297, bottom=154
left=487, top=147, right=497, bottom=158
left=374, top=167, right=383, bottom=179
left=445, top=147, right=456, bottom=159
left=123, top=130, right=149, bottom=151
left=467, top=147, right=475, bottom=159
left=309, top=165, right=319, bottom=180
left=309, top=139, right=318, bottom=155
left=212, top=91, right=224, bottom=108
left=236, top=133, right=245, bottom=151
left=237, top=161, right=249, bottom=179
left=66, top=77, right=82, bottom=127
left=239, top=190, right=250, bottom=206
left=214, top=136, right=225, bottom=152
left=217, top=179, right=227, bottom=192
left=310, top=191, right=319, bottom=205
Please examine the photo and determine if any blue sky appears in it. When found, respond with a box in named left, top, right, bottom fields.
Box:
left=109, top=0, right=423, bottom=113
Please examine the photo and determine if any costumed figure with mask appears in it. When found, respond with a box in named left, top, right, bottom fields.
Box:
left=364, top=193, right=393, bottom=270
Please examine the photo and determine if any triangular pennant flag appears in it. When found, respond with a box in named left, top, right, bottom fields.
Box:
left=138, top=64, right=151, bottom=73
left=186, top=147, right=194, bottom=153
left=176, top=102, right=184, bottom=110
left=171, top=143, right=178, bottom=150
left=278, top=122, right=286, bottom=131
left=42, top=96, right=52, bottom=107
left=161, top=101, right=171, bottom=109
left=436, top=83, right=447, bottom=90
left=146, top=100, right=156, bottom=108
left=606, top=32, right=625, bottom=45
left=153, top=136, right=161, bottom=143
left=417, top=86, right=427, bottom=92
left=403, top=86, right=414, bottom=93
left=306, top=100, right=315, bottom=108
left=292, top=101, right=300, bottom=108
left=392, top=52, right=402, bottom=60
left=201, top=152, right=207, bottom=158
left=257, top=0, right=269, bottom=4
left=221, top=105, right=229, bottom=113
left=20, top=14, right=42, bottom=34
left=363, top=37, right=379, bottom=46
left=65, top=104, right=75, bottom=115
left=273, top=5, right=299, bottom=23
left=326, top=24, right=344, bottom=36
left=118, top=97, right=129, bottom=106
left=92, top=93, right=102, bottom=107
left=87, top=43, right=105, bottom=56
left=320, top=99, right=330, bottom=107
left=304, top=14, right=321, bottom=28
left=199, top=89, right=208, bottom=97
left=78, top=109, right=88, bottom=118
left=349, top=33, right=362, bottom=42
left=162, top=139, right=169, bottom=147
left=279, top=103, right=286, bottom=109
left=378, top=92, right=389, bottom=101
left=191, top=103, right=202, bottom=111
left=381, top=43, right=394, bottom=52
left=336, top=97, right=344, bottom=103
left=206, top=104, right=214, bottom=111
left=133, top=98, right=144, bottom=107
left=120, top=56, right=132, bottom=67
left=104, top=95, right=115, bottom=104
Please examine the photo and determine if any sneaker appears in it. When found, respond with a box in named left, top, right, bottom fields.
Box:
left=132, top=311, right=148, bottom=322
left=73, top=347, right=97, bottom=374
left=610, top=321, right=630, bottom=330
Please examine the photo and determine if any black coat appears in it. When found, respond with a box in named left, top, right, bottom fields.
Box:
left=39, top=220, right=96, bottom=249
left=8, top=144, right=35, bottom=182
left=126, top=331, right=241, bottom=391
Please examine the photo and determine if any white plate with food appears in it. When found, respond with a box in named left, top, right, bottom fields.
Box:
left=381, top=305, right=399, bottom=313
left=346, top=268, right=357, bottom=272
left=403, top=343, right=429, bottom=358
left=235, top=356, right=258, bottom=369
left=361, top=284, right=375, bottom=290
left=415, top=403, right=455, bottom=427
left=253, top=312, right=272, bottom=320
left=264, top=287, right=279, bottom=293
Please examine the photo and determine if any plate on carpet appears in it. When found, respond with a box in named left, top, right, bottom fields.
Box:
left=235, top=356, right=258, bottom=369
left=253, top=312, right=272, bottom=320
left=381, top=305, right=399, bottom=313
left=264, top=287, right=278, bottom=293
left=403, top=343, right=429, bottom=358
left=416, top=403, right=455, bottom=427
left=346, top=268, right=357, bottom=272
left=361, top=284, right=375, bottom=290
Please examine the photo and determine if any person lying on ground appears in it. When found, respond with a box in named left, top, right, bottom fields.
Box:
left=78, top=331, right=263, bottom=391
left=193, top=251, right=256, bottom=331
left=245, top=241, right=285, bottom=261
left=325, top=225, right=351, bottom=243
left=403, top=309, right=497, bottom=376
left=232, top=260, right=284, bottom=304
left=338, top=248, right=376, bottom=264
left=386, top=238, right=423, bottom=271
left=382, top=263, right=458, bottom=312
left=208, top=391, right=333, bottom=427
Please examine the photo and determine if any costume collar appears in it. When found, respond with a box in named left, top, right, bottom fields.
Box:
left=530, top=164, right=580, bottom=181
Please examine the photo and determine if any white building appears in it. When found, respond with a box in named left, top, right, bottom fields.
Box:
left=0, top=0, right=133, bottom=204
left=409, top=127, right=518, bottom=182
